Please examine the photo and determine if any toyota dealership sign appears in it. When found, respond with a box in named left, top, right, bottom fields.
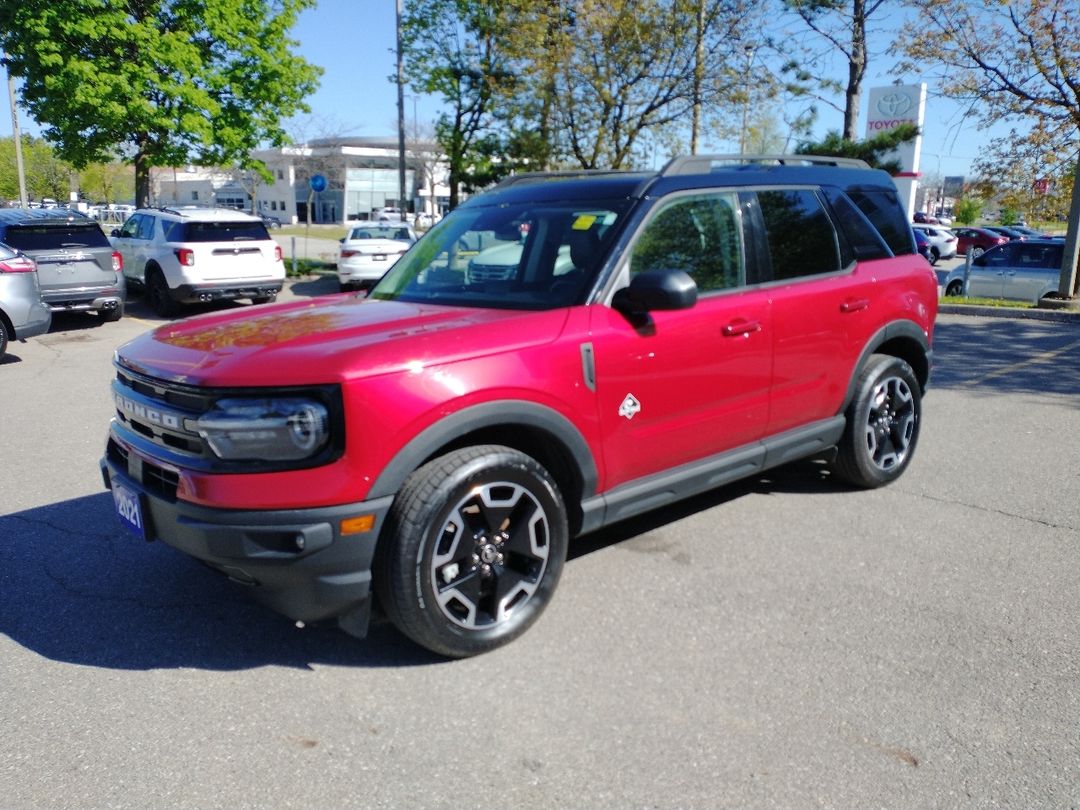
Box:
left=866, top=83, right=927, bottom=215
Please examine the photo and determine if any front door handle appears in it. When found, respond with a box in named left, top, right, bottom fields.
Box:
left=722, top=319, right=762, bottom=337
left=840, top=298, right=870, bottom=313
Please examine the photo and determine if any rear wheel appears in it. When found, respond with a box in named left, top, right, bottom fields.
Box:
left=832, top=354, right=921, bottom=489
left=375, top=445, right=568, bottom=658
left=929, top=246, right=940, bottom=265
left=0, top=323, right=8, bottom=362
left=945, top=280, right=964, bottom=297
left=97, top=304, right=123, bottom=323
left=971, top=246, right=985, bottom=258
left=146, top=267, right=178, bottom=317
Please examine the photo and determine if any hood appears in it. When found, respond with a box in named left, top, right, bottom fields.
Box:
left=115, top=294, right=569, bottom=387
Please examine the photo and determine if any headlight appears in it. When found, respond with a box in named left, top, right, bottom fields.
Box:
left=195, top=398, right=330, bottom=461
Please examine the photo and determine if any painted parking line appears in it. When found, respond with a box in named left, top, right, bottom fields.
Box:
left=963, top=336, right=1080, bottom=388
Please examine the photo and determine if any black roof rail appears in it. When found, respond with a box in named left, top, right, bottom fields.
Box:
left=492, top=169, right=646, bottom=189
left=660, top=154, right=871, bottom=176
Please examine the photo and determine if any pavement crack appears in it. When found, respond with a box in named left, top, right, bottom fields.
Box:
left=903, top=489, right=1077, bottom=532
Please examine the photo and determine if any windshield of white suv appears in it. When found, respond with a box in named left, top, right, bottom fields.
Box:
left=368, top=201, right=627, bottom=310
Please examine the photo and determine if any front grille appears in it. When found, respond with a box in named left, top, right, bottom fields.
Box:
left=469, top=263, right=514, bottom=282
left=107, top=437, right=179, bottom=500
left=112, top=367, right=213, bottom=461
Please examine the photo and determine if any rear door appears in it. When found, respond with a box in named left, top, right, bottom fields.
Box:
left=1002, top=243, right=1063, bottom=302
left=968, top=243, right=1017, bottom=298
left=6, top=222, right=116, bottom=298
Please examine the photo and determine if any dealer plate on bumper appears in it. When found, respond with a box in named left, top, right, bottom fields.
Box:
left=112, top=481, right=148, bottom=541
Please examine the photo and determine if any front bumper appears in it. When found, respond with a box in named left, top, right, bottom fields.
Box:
left=100, top=452, right=393, bottom=638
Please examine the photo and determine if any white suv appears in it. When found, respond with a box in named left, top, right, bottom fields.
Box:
left=110, top=207, right=285, bottom=316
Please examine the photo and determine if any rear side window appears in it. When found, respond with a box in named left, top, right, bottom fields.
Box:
left=821, top=188, right=891, bottom=263
left=845, top=187, right=915, bottom=256
left=5, top=223, right=110, bottom=250
left=757, top=190, right=840, bottom=280
left=164, top=220, right=270, bottom=242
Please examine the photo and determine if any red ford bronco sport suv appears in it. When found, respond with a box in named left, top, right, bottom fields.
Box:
left=101, top=156, right=937, bottom=658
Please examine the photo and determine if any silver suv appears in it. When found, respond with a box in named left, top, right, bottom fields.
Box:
left=0, top=242, right=52, bottom=362
left=110, top=206, right=285, bottom=316
left=0, top=208, right=125, bottom=322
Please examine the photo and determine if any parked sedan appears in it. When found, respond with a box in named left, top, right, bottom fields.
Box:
left=0, top=242, right=52, bottom=362
left=984, top=225, right=1028, bottom=241
left=951, top=226, right=1009, bottom=258
left=913, top=228, right=934, bottom=264
left=942, top=239, right=1064, bottom=302
left=337, top=222, right=417, bottom=291
left=911, top=223, right=958, bottom=264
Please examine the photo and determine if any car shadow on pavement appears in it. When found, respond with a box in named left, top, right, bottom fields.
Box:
left=0, top=493, right=441, bottom=671
left=287, top=273, right=342, bottom=298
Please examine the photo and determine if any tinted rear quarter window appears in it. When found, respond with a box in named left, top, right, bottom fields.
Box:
left=165, top=221, right=270, bottom=242
left=4, top=224, right=110, bottom=251
left=845, top=187, right=914, bottom=256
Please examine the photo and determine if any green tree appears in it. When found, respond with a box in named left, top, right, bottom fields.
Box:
left=795, top=122, right=919, bottom=172
left=952, top=197, right=983, bottom=226
left=780, top=0, right=890, bottom=140
left=0, top=0, right=321, bottom=208
left=896, top=0, right=1080, bottom=294
left=79, top=162, right=135, bottom=205
left=0, top=135, right=72, bottom=201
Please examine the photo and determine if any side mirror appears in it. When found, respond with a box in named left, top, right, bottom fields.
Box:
left=612, top=268, right=697, bottom=315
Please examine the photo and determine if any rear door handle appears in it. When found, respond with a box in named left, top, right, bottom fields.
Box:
left=840, top=298, right=870, bottom=313
left=722, top=319, right=762, bottom=337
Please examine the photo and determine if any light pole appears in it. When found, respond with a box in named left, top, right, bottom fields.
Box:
left=739, top=44, right=755, bottom=155
left=395, top=0, right=407, bottom=214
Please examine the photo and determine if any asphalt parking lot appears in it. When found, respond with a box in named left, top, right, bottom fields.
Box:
left=1, top=286, right=1078, bottom=808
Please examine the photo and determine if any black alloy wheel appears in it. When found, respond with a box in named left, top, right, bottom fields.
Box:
left=376, top=445, right=568, bottom=658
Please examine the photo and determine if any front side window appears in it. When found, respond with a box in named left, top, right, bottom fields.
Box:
left=369, top=200, right=627, bottom=310
left=629, top=192, right=744, bottom=294
left=757, top=189, right=841, bottom=281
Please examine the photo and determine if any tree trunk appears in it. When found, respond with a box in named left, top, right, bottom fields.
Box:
left=843, top=0, right=867, bottom=141
left=134, top=141, right=151, bottom=208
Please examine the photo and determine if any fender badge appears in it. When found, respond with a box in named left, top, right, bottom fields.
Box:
left=618, top=393, right=641, bottom=420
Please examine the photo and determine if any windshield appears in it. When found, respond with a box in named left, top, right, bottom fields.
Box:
left=368, top=200, right=627, bottom=310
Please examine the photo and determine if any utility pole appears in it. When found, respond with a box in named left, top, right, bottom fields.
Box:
left=739, top=44, right=755, bottom=154
left=1055, top=150, right=1080, bottom=300
left=5, top=56, right=28, bottom=207
left=396, top=0, right=407, bottom=214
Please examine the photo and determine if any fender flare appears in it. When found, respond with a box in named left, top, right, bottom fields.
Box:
left=841, top=319, right=932, bottom=411
left=367, top=399, right=599, bottom=501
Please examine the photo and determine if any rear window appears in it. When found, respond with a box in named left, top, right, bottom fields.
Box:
left=164, top=220, right=270, bottom=242
left=5, top=224, right=110, bottom=251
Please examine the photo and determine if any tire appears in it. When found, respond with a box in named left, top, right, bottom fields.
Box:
left=0, top=322, right=8, bottom=363
left=339, top=282, right=352, bottom=293
left=251, top=293, right=277, bottom=305
left=146, top=267, right=179, bottom=317
left=375, top=445, right=568, bottom=658
left=971, top=246, right=984, bottom=258
left=832, top=354, right=921, bottom=489
left=929, top=246, right=940, bottom=265
left=945, top=280, right=964, bottom=297
left=97, top=304, right=123, bottom=323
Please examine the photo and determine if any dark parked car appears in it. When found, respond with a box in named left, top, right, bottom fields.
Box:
left=984, top=225, right=1028, bottom=241
left=0, top=208, right=125, bottom=321
left=0, top=242, right=52, bottom=361
left=913, top=228, right=934, bottom=263
left=259, top=212, right=282, bottom=229
left=952, top=226, right=1009, bottom=258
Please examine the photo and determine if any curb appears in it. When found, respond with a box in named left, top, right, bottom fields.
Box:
left=937, top=303, right=1080, bottom=323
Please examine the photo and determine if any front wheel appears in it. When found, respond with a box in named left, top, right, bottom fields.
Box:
left=832, top=354, right=922, bottom=489
left=945, top=280, right=964, bottom=297
left=375, top=445, right=568, bottom=658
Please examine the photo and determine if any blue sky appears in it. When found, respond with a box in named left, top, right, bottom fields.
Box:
left=4, top=0, right=1001, bottom=181
left=290, top=0, right=996, bottom=180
